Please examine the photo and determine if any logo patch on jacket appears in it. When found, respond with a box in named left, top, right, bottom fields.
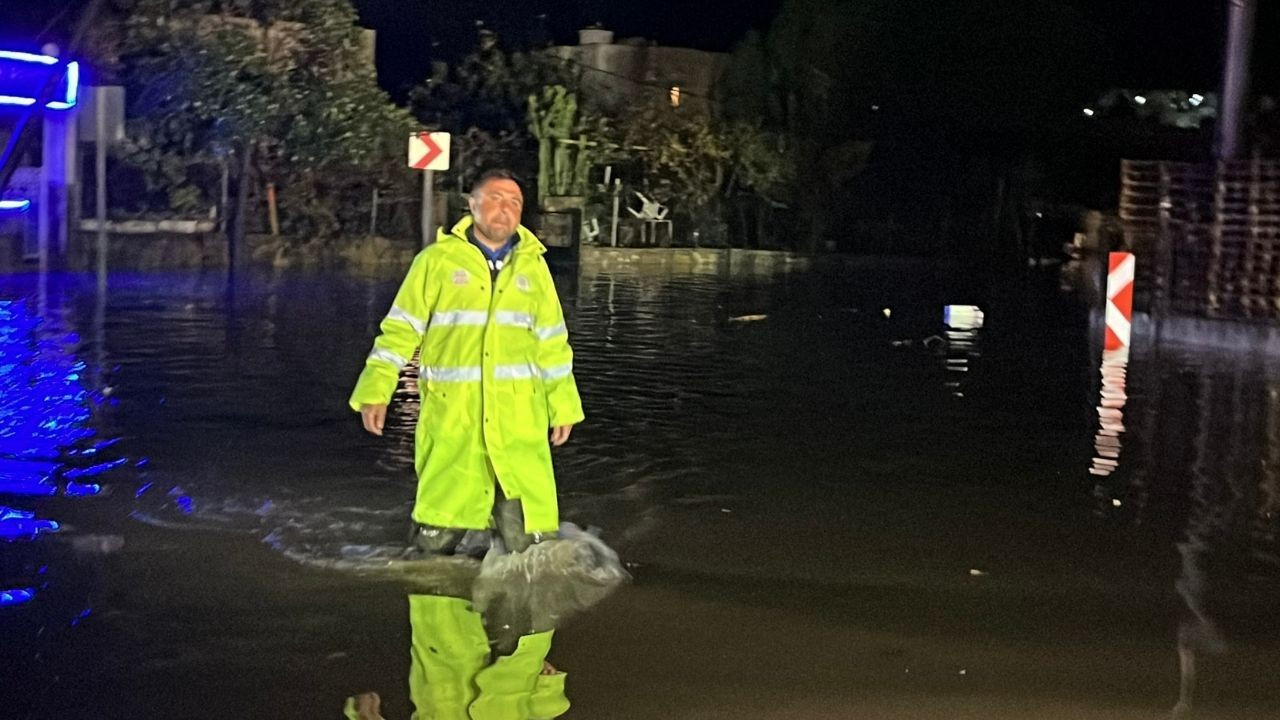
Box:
left=452, top=269, right=469, bottom=286
left=516, top=275, right=531, bottom=292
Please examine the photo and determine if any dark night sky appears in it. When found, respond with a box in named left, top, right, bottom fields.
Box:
left=348, top=0, right=1279, bottom=97
left=349, top=0, right=788, bottom=95
left=0, top=1, right=1276, bottom=97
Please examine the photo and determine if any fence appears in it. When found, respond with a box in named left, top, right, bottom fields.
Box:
left=1120, top=158, right=1280, bottom=321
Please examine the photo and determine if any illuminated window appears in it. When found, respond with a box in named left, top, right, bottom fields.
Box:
left=669, top=86, right=681, bottom=108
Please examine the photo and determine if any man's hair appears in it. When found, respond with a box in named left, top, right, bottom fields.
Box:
left=470, top=168, right=522, bottom=195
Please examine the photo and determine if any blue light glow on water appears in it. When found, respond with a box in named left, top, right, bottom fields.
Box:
left=0, top=301, right=93, bottom=468
left=64, top=458, right=127, bottom=480
left=0, top=473, right=58, bottom=496
left=0, top=506, right=60, bottom=541
left=0, top=298, right=129, bottom=497
left=64, top=481, right=101, bottom=497
left=76, top=438, right=122, bottom=457
left=0, top=587, right=36, bottom=607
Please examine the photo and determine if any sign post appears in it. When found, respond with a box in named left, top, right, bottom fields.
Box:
left=1104, top=252, right=1135, bottom=351
left=79, top=86, right=124, bottom=279
left=408, top=132, right=451, bottom=247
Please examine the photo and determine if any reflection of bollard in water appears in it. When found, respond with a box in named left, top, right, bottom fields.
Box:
left=1090, top=349, right=1131, bottom=481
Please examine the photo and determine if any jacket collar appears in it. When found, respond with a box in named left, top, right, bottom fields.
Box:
left=440, top=216, right=547, bottom=256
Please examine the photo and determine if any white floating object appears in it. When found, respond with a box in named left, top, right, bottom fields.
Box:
left=944, top=305, right=984, bottom=330
left=729, top=314, right=767, bottom=323
left=882, top=308, right=892, bottom=318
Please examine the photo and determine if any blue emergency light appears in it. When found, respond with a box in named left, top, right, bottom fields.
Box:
left=0, top=49, right=79, bottom=110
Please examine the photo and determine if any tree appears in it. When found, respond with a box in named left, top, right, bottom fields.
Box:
left=620, top=108, right=729, bottom=210
left=117, top=0, right=415, bottom=243
left=719, top=0, right=1107, bottom=254
left=613, top=108, right=794, bottom=244
left=410, top=31, right=796, bottom=245
left=409, top=29, right=578, bottom=138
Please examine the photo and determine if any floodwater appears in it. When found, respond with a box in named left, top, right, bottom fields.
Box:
left=1, top=261, right=1278, bottom=719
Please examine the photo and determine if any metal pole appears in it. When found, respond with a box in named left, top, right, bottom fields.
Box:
left=95, top=95, right=107, bottom=279
left=94, top=94, right=107, bottom=390
left=219, top=159, right=229, bottom=232
left=95, top=242, right=106, bottom=391
left=266, top=182, right=280, bottom=236
left=610, top=179, right=621, bottom=247
left=59, top=102, right=77, bottom=257
left=38, top=125, right=50, bottom=272
left=1216, top=0, right=1257, bottom=161
left=422, top=169, right=435, bottom=247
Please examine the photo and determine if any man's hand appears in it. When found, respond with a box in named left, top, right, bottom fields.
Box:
left=550, top=425, right=573, bottom=447
left=361, top=403, right=388, bottom=436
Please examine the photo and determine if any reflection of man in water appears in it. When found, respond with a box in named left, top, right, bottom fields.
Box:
left=345, top=590, right=570, bottom=720
left=350, top=169, right=584, bottom=555
left=343, top=525, right=626, bottom=719
left=405, top=592, right=569, bottom=719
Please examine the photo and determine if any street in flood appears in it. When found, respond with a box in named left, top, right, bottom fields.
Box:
left=1, top=263, right=1278, bottom=718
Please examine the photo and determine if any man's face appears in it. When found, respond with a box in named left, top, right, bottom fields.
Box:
left=469, top=178, right=523, bottom=242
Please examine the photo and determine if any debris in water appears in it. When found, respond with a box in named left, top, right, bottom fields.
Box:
left=729, top=314, right=768, bottom=323
left=882, top=308, right=892, bottom=318
left=968, top=568, right=988, bottom=577
left=66, top=535, right=124, bottom=555
left=720, top=508, right=732, bottom=513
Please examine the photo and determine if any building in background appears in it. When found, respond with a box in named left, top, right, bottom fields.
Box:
left=547, top=27, right=727, bottom=114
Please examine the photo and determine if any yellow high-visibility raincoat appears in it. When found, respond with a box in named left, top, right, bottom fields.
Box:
left=406, top=594, right=570, bottom=720
left=349, top=217, right=584, bottom=534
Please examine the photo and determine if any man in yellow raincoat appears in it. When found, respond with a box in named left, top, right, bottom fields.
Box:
left=350, top=169, right=584, bottom=554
